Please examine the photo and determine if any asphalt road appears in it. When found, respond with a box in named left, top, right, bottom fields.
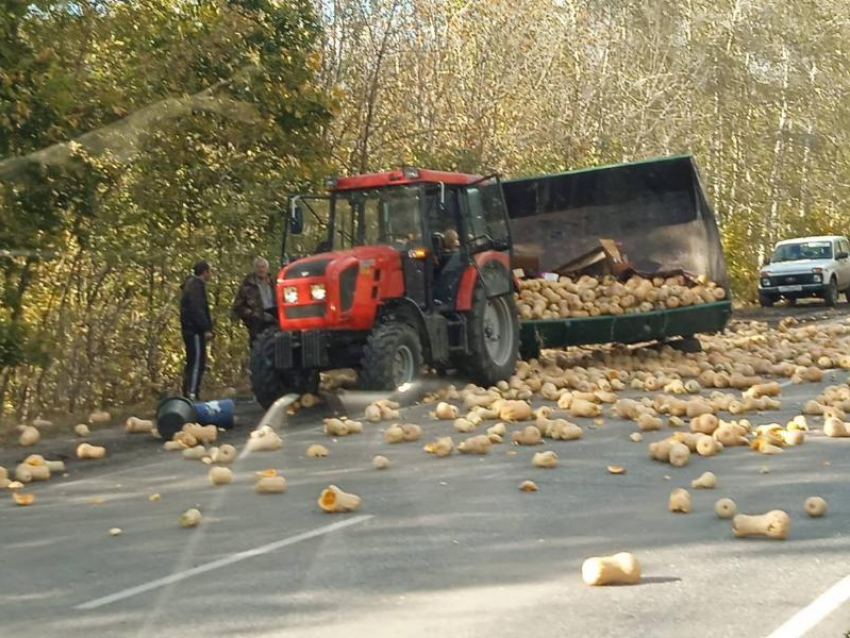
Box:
left=736, top=297, right=850, bottom=326
left=1, top=363, right=849, bottom=637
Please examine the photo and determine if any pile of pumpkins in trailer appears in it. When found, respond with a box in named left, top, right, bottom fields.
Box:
left=515, top=273, right=726, bottom=320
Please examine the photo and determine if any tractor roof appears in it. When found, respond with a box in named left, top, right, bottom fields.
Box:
left=331, top=168, right=481, bottom=191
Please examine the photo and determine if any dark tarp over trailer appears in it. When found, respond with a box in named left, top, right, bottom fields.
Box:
left=502, top=154, right=729, bottom=289
left=502, top=155, right=731, bottom=355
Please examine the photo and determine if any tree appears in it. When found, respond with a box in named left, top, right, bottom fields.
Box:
left=0, top=0, right=334, bottom=420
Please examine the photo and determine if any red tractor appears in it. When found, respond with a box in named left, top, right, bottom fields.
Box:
left=249, top=166, right=520, bottom=408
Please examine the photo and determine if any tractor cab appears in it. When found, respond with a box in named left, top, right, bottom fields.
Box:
left=249, top=167, right=520, bottom=409
left=285, top=167, right=510, bottom=282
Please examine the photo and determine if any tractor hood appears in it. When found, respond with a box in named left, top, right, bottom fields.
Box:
left=275, top=246, right=403, bottom=331
left=278, top=246, right=401, bottom=281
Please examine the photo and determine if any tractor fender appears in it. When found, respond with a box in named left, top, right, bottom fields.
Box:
left=376, top=297, right=431, bottom=358
left=376, top=298, right=449, bottom=365
left=455, top=252, right=512, bottom=311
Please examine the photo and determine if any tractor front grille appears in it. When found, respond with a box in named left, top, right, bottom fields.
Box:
left=283, top=303, right=326, bottom=319
left=301, top=330, right=328, bottom=368
left=274, top=332, right=294, bottom=369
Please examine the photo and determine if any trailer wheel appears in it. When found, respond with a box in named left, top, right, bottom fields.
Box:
left=360, top=323, right=423, bottom=390
left=462, top=286, right=519, bottom=386
left=250, top=330, right=289, bottom=410
left=668, top=336, right=702, bottom=353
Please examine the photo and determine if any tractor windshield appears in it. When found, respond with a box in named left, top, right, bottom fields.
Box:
left=332, top=185, right=423, bottom=251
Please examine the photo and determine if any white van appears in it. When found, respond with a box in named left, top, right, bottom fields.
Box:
left=758, top=235, right=850, bottom=306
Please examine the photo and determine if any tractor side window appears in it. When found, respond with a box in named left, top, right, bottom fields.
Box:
left=426, top=186, right=460, bottom=252
left=462, top=181, right=510, bottom=250
left=362, top=197, right=381, bottom=245
left=286, top=197, right=331, bottom=257
left=333, top=198, right=357, bottom=249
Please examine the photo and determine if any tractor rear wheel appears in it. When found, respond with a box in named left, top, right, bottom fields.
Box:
left=461, top=286, right=519, bottom=386
left=359, top=323, right=423, bottom=390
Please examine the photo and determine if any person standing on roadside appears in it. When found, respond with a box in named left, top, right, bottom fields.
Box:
left=180, top=260, right=213, bottom=400
left=231, top=257, right=278, bottom=352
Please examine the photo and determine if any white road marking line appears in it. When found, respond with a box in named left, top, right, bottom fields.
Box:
left=74, top=514, right=372, bottom=611
left=764, top=573, right=850, bottom=638
left=49, top=458, right=176, bottom=489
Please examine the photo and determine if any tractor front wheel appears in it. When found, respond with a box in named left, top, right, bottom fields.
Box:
left=250, top=331, right=319, bottom=410
left=461, top=286, right=520, bottom=386
left=250, top=330, right=289, bottom=410
left=359, top=323, right=423, bottom=390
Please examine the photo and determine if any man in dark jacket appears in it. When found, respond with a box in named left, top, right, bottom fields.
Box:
left=231, top=257, right=278, bottom=351
left=180, top=260, right=213, bottom=400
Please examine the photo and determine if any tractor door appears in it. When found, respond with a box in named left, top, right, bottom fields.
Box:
left=426, top=185, right=466, bottom=309
left=460, top=176, right=512, bottom=256
left=390, top=188, right=431, bottom=310
left=458, top=176, right=513, bottom=298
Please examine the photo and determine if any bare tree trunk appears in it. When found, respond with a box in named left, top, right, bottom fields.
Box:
left=0, top=258, right=36, bottom=422
left=765, top=45, right=790, bottom=246
left=354, top=0, right=401, bottom=173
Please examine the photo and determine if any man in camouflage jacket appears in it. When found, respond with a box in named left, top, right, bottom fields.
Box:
left=231, top=257, right=278, bottom=351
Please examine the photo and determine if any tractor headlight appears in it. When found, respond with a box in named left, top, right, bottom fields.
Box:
left=283, top=286, right=298, bottom=303
left=310, top=284, right=326, bottom=301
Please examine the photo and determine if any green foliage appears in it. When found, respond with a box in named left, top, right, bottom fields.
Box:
left=0, top=318, right=45, bottom=369
left=0, top=0, right=333, bottom=418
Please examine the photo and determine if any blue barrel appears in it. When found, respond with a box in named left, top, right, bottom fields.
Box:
left=156, top=396, right=197, bottom=441
left=194, top=399, right=235, bottom=429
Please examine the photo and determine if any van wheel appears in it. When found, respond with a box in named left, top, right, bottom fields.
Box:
left=824, top=278, right=838, bottom=307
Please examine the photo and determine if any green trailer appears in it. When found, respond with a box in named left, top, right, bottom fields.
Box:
left=519, top=300, right=732, bottom=358
left=502, top=154, right=731, bottom=358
